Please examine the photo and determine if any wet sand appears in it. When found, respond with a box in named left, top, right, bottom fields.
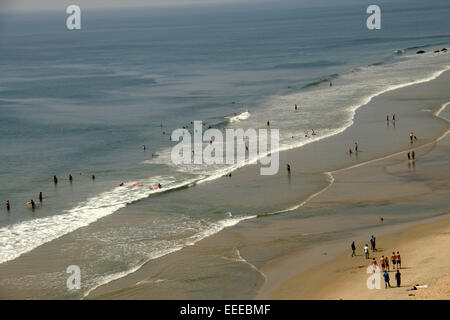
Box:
left=1, top=68, right=449, bottom=299
left=261, top=115, right=450, bottom=299
left=84, top=71, right=450, bottom=299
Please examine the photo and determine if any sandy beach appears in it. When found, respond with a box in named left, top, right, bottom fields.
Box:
left=83, top=68, right=450, bottom=300
left=263, top=124, right=450, bottom=300
left=1, top=57, right=449, bottom=301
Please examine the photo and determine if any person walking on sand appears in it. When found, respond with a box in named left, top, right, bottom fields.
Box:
left=380, top=256, right=386, bottom=272
left=393, top=114, right=396, bottom=122
left=385, top=255, right=390, bottom=271
left=364, top=244, right=369, bottom=259
left=407, top=152, right=411, bottom=160
left=372, top=258, right=377, bottom=268
left=391, top=252, right=396, bottom=269
left=351, top=241, right=356, bottom=257
left=410, top=132, right=414, bottom=143
left=395, top=270, right=401, bottom=287
left=370, top=235, right=376, bottom=252
left=397, top=251, right=402, bottom=269
left=412, top=151, right=415, bottom=160
left=383, top=270, right=391, bottom=288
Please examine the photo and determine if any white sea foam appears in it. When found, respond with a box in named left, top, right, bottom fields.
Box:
left=2, top=49, right=450, bottom=298
left=0, top=175, right=197, bottom=264
left=229, top=111, right=251, bottom=123
left=82, top=214, right=255, bottom=298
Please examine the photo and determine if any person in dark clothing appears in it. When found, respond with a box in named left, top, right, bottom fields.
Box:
left=39, top=192, right=43, bottom=202
left=383, top=271, right=391, bottom=288
left=395, top=270, right=401, bottom=287
left=286, top=164, right=291, bottom=173
left=29, top=200, right=35, bottom=209
left=53, top=175, right=58, bottom=184
left=351, top=241, right=356, bottom=257
left=6, top=200, right=10, bottom=211
left=69, top=174, right=73, bottom=182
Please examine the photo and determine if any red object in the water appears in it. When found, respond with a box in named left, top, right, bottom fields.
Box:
left=133, top=184, right=143, bottom=187
left=119, top=183, right=124, bottom=186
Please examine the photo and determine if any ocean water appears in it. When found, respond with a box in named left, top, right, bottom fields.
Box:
left=0, top=0, right=450, bottom=298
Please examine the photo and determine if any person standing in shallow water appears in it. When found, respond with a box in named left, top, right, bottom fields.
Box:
left=39, top=192, right=43, bottom=202
left=6, top=200, right=10, bottom=211
left=53, top=175, right=58, bottom=184
left=69, top=174, right=73, bottom=182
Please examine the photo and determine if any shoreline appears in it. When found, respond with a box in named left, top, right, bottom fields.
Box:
left=1, top=61, right=449, bottom=300
left=257, top=102, right=450, bottom=299
left=84, top=70, right=450, bottom=299
left=2, top=55, right=449, bottom=267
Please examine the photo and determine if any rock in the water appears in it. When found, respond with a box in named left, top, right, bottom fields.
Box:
left=416, top=50, right=426, bottom=54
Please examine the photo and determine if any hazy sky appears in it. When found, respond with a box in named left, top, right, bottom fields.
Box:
left=2, top=0, right=276, bottom=12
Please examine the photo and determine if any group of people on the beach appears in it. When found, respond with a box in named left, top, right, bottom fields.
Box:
left=4, top=174, right=96, bottom=212
left=353, top=238, right=403, bottom=288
